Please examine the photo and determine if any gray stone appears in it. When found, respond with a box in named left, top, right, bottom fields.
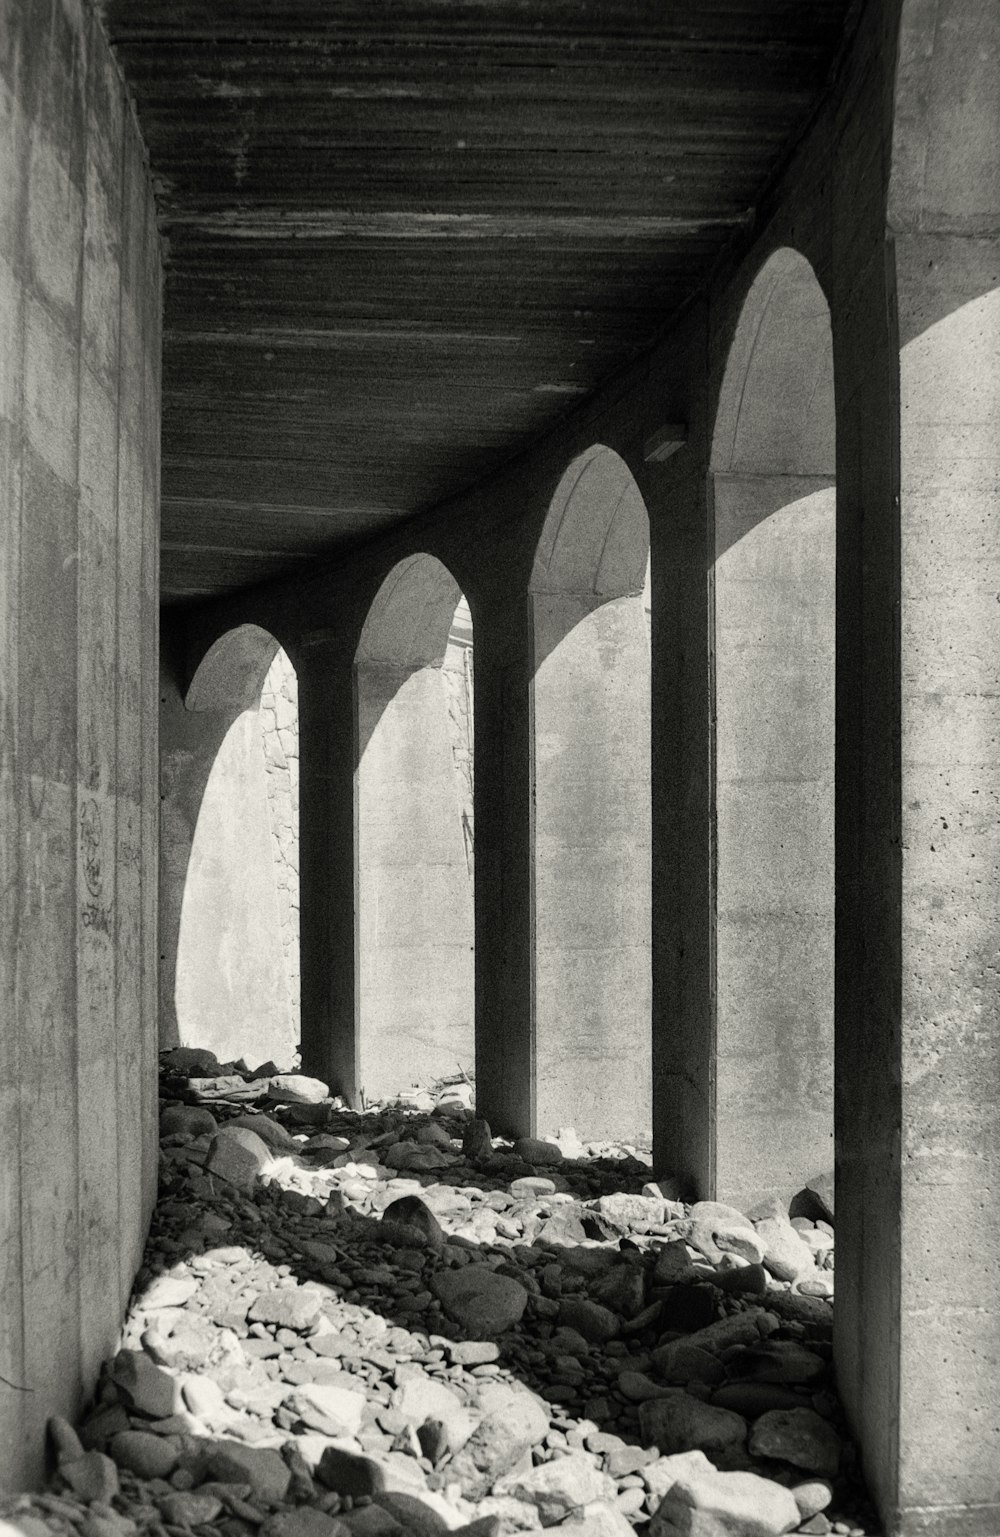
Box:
left=497, top=1454, right=615, bottom=1524
left=248, top=1286, right=323, bottom=1330
left=158, top=1494, right=224, bottom=1527
left=286, top=1383, right=367, bottom=1435
left=432, top=1265, right=528, bottom=1337
left=685, top=1203, right=766, bottom=1265
left=380, top=1194, right=445, bottom=1249
left=649, top=1461, right=801, bottom=1536
left=557, top=1297, right=619, bottom=1342
left=512, top=1137, right=563, bottom=1165
left=266, top=1074, right=330, bottom=1104
left=110, top=1349, right=183, bottom=1417
left=59, top=1451, right=119, bottom=1503
left=749, top=1409, right=841, bottom=1477
left=261, top=1510, right=351, bottom=1537
left=160, top=1104, right=219, bottom=1139
left=108, top=1431, right=181, bottom=1479
left=638, top=1393, right=748, bottom=1459
left=206, top=1441, right=293, bottom=1501
left=206, top=1125, right=272, bottom=1190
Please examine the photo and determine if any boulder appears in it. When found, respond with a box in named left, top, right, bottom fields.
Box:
left=512, top=1137, right=563, bottom=1165
left=205, top=1125, right=272, bottom=1191
left=638, top=1393, right=748, bottom=1460
left=266, top=1074, right=330, bottom=1104
left=649, top=1461, right=801, bottom=1536
left=159, top=1104, right=218, bottom=1139
left=432, top=1266, right=528, bottom=1338
left=749, top=1409, right=841, bottom=1477
left=497, top=1453, right=616, bottom=1524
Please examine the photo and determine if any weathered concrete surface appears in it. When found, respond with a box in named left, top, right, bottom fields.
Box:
left=531, top=448, right=652, bottom=1143
left=0, top=0, right=161, bottom=1489
left=355, top=557, right=474, bottom=1103
left=712, top=250, right=836, bottom=1209
left=159, top=629, right=297, bottom=1071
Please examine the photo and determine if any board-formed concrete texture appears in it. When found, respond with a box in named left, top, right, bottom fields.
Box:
left=0, top=0, right=161, bottom=1488
left=3, top=0, right=1000, bottom=1530
left=159, top=625, right=299, bottom=1070
left=531, top=447, right=652, bottom=1143
left=355, top=556, right=475, bottom=1103
left=712, top=249, right=836, bottom=1210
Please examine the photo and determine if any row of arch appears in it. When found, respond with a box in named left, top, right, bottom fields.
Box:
left=165, top=245, right=836, bottom=1208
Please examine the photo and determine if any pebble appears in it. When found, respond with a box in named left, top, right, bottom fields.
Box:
left=1, top=1059, right=875, bottom=1537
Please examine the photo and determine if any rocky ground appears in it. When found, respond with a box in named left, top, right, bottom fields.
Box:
left=2, top=1050, right=876, bottom=1537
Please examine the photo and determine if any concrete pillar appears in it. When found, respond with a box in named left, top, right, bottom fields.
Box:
left=644, top=442, right=715, bottom=1197
left=297, top=639, right=359, bottom=1102
left=473, top=592, right=535, bottom=1137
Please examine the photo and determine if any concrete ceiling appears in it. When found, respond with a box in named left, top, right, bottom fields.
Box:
left=104, top=2, right=853, bottom=604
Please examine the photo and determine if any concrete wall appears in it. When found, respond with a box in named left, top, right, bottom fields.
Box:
left=0, top=0, right=161, bottom=1488
left=159, top=626, right=298, bottom=1071
left=531, top=447, right=652, bottom=1143
left=259, top=647, right=300, bottom=1030
left=355, top=556, right=474, bottom=1103
left=712, top=250, right=836, bottom=1208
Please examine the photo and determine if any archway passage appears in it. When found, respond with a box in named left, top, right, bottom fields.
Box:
left=711, top=248, right=836, bottom=1209
left=161, top=624, right=300, bottom=1071
left=355, top=555, right=474, bottom=1105
left=530, top=446, right=652, bottom=1143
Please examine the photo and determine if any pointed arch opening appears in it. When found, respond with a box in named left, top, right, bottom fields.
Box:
left=162, top=623, right=300, bottom=1071
left=711, top=248, right=836, bottom=1209
left=355, top=555, right=474, bottom=1104
left=530, top=445, right=652, bottom=1143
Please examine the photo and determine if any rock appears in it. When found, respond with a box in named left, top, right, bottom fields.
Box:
left=789, top=1174, right=835, bottom=1226
left=715, top=1262, right=768, bottom=1296
left=447, top=1341, right=500, bottom=1367
left=159, top=1104, right=218, bottom=1139
left=160, top=1047, right=221, bottom=1076
left=380, top=1195, right=445, bottom=1249
left=725, top=1341, right=826, bottom=1385
left=656, top=1309, right=774, bottom=1363
left=226, top=1112, right=299, bottom=1150
left=108, top=1431, right=180, bottom=1479
left=110, top=1349, right=183, bottom=1418
left=791, top=1481, right=834, bottom=1520
left=432, top=1266, right=528, bottom=1337
left=158, top=1494, right=224, bottom=1528
left=638, top=1393, right=748, bottom=1460
left=48, top=1415, right=85, bottom=1464
left=462, top=1119, right=494, bottom=1160
left=592, top=1264, right=647, bottom=1319
left=750, top=1199, right=817, bottom=1281
left=685, top=1202, right=766, bottom=1265
left=648, top=1461, right=802, bottom=1536
left=141, top=1274, right=199, bottom=1309
left=557, top=1297, right=619, bottom=1343
left=710, top=1384, right=804, bottom=1417
left=560, top=1501, right=636, bottom=1536
left=316, top=1448, right=386, bottom=1497
left=248, top=1287, right=323, bottom=1330
left=392, top=1376, right=475, bottom=1451
left=286, top=1383, right=367, bottom=1436
left=653, top=1242, right=697, bottom=1286
left=261, top=1511, right=350, bottom=1537
left=266, top=1074, right=330, bottom=1104
left=497, top=1454, right=615, bottom=1524
left=749, top=1409, right=841, bottom=1477
left=206, top=1441, right=293, bottom=1501
left=653, top=1342, right=726, bottom=1387
left=619, top=1370, right=677, bottom=1403
left=596, top=1192, right=666, bottom=1228
left=180, top=1373, right=228, bottom=1419
left=59, top=1451, right=119, bottom=1503
left=512, top=1137, right=563, bottom=1165
left=448, top=1390, right=549, bottom=1498
left=206, top=1125, right=273, bottom=1190
left=643, top=1450, right=717, bottom=1505
left=510, top=1176, right=555, bottom=1198
left=659, top=1285, right=720, bottom=1334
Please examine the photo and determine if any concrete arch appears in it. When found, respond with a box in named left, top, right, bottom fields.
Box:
left=529, top=446, right=652, bottom=1142
left=354, top=554, right=475, bottom=1104
left=711, top=248, right=836, bottom=1209
left=161, top=623, right=300, bottom=1070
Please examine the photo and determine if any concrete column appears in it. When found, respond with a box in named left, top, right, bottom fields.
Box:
left=645, top=453, right=715, bottom=1197
left=892, top=235, right=999, bottom=1534
left=297, top=639, right=359, bottom=1102
left=473, top=595, right=534, bottom=1138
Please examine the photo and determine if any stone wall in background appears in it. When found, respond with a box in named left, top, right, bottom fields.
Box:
left=260, top=647, right=300, bottom=1034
